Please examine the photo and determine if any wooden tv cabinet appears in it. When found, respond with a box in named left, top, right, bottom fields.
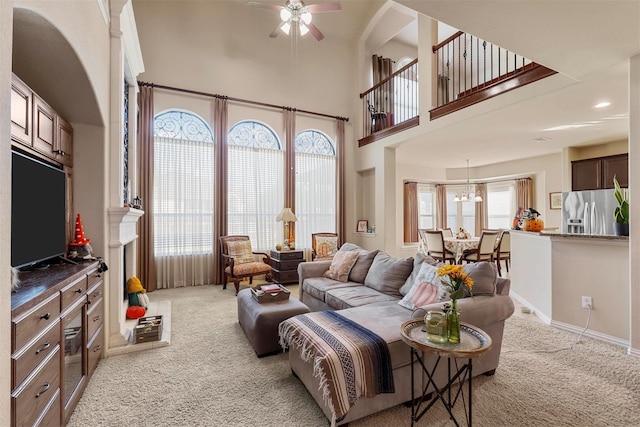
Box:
left=10, top=260, right=104, bottom=426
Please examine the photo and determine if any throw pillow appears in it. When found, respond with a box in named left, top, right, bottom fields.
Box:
left=348, top=249, right=380, bottom=283
left=315, top=236, right=339, bottom=258
left=323, top=250, right=359, bottom=282
left=363, top=252, right=414, bottom=297
left=400, top=252, right=442, bottom=296
left=463, top=261, right=498, bottom=296
left=398, top=262, right=441, bottom=310
left=226, top=240, right=255, bottom=265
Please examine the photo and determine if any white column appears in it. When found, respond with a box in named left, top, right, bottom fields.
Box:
left=629, top=54, right=640, bottom=357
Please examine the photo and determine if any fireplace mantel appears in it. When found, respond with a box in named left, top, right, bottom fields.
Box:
left=108, top=207, right=144, bottom=247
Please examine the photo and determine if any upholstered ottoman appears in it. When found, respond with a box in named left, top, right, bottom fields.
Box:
left=237, top=288, right=310, bottom=357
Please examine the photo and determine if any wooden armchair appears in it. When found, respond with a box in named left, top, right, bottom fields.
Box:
left=311, top=232, right=339, bottom=261
left=219, top=235, right=272, bottom=295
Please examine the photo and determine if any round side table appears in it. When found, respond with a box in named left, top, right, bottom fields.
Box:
left=400, top=318, right=492, bottom=426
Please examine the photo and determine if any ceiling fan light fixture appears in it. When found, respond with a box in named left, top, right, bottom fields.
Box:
left=301, top=10, right=312, bottom=24
left=280, top=21, right=291, bottom=35
left=280, top=8, right=292, bottom=21
left=299, top=23, right=309, bottom=35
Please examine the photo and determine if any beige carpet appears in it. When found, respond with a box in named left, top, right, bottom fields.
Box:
left=68, top=284, right=640, bottom=427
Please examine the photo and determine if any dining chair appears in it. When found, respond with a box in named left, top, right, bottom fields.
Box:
left=440, top=228, right=454, bottom=238
left=422, top=229, right=456, bottom=264
left=494, top=230, right=511, bottom=276
left=461, top=230, right=501, bottom=264
left=219, top=235, right=272, bottom=295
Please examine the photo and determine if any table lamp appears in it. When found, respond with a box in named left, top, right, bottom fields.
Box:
left=276, top=207, right=297, bottom=250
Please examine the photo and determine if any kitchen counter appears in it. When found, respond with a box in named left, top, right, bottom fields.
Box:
left=510, top=230, right=629, bottom=345
left=520, top=229, right=629, bottom=241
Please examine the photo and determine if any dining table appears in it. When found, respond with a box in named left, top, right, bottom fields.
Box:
left=444, top=236, right=480, bottom=264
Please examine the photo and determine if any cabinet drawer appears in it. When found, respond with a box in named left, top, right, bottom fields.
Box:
left=273, top=269, right=299, bottom=284
left=34, top=388, right=60, bottom=427
left=86, top=268, right=103, bottom=290
left=13, top=293, right=60, bottom=353
left=12, top=319, right=60, bottom=390
left=60, top=276, right=87, bottom=313
left=87, top=281, right=104, bottom=304
left=87, top=325, right=104, bottom=378
left=12, top=346, right=61, bottom=427
left=86, top=297, right=104, bottom=341
left=271, top=258, right=301, bottom=271
left=271, top=250, right=303, bottom=261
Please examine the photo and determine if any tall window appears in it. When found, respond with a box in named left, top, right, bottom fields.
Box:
left=153, top=110, right=215, bottom=287
left=295, top=130, right=336, bottom=250
left=418, top=184, right=435, bottom=229
left=487, top=182, right=515, bottom=229
left=446, top=185, right=476, bottom=235
left=227, top=121, right=283, bottom=251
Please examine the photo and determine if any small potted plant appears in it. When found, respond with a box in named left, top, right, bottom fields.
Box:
left=613, top=175, right=629, bottom=236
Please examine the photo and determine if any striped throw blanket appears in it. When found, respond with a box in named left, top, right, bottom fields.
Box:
left=279, top=311, right=394, bottom=425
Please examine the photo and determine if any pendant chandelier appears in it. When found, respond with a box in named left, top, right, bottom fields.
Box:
left=453, top=159, right=483, bottom=203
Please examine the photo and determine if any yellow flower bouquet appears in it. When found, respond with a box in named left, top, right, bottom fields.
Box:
left=437, top=264, right=474, bottom=301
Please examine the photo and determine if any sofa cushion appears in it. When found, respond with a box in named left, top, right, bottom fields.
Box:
left=325, top=286, right=400, bottom=310
left=398, top=262, right=441, bottom=310
left=303, top=277, right=363, bottom=302
left=363, top=252, right=414, bottom=297
left=323, top=250, right=359, bottom=282
left=400, top=252, right=442, bottom=296
left=464, top=261, right=498, bottom=296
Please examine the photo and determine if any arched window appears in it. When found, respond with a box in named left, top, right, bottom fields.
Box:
left=227, top=121, right=283, bottom=250
left=294, top=130, right=336, bottom=250
left=153, top=110, right=215, bottom=288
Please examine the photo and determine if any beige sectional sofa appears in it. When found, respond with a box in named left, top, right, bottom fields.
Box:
left=284, top=243, right=515, bottom=425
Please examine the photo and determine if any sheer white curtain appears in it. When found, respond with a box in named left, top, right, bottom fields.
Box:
left=154, top=136, right=215, bottom=288
left=227, top=145, right=284, bottom=251
left=295, top=151, right=336, bottom=253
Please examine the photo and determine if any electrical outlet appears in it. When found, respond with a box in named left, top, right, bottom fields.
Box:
left=582, top=296, right=593, bottom=309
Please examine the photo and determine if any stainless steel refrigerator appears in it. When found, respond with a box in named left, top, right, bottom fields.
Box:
left=561, top=189, right=617, bottom=235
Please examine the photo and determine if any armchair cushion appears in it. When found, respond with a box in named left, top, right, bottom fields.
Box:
left=226, top=262, right=271, bottom=276
left=227, top=240, right=255, bottom=264
left=314, top=235, right=339, bottom=259
left=323, top=250, right=359, bottom=282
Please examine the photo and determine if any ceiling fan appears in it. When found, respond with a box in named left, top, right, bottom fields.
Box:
left=248, top=0, right=342, bottom=41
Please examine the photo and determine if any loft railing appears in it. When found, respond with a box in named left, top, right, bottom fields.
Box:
left=358, top=58, right=420, bottom=147
left=430, top=31, right=556, bottom=119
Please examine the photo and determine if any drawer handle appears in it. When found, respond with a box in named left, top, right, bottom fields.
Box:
left=75, top=288, right=83, bottom=294
left=40, top=313, right=51, bottom=320
left=86, top=299, right=92, bottom=305
left=93, top=345, right=102, bottom=353
left=35, top=382, right=50, bottom=398
left=93, top=291, right=103, bottom=298
left=35, top=341, right=51, bottom=355
left=93, top=315, right=101, bottom=322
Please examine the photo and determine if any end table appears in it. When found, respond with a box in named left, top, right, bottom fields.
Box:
left=400, top=318, right=492, bottom=426
left=269, top=249, right=304, bottom=284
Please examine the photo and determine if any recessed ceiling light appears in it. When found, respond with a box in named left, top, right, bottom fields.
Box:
left=594, top=101, right=611, bottom=109
left=533, top=137, right=552, bottom=142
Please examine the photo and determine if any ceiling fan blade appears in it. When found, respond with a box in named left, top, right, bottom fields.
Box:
left=307, top=22, right=324, bottom=41
left=247, top=1, right=283, bottom=12
left=306, top=2, right=341, bottom=13
left=269, top=23, right=281, bottom=38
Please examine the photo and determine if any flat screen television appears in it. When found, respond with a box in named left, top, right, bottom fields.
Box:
left=11, top=150, right=67, bottom=268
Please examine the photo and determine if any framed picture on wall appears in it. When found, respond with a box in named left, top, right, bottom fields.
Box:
left=357, top=220, right=368, bottom=233
left=549, top=192, right=562, bottom=210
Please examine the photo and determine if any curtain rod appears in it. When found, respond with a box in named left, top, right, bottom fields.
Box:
left=425, top=176, right=532, bottom=186
left=137, top=81, right=349, bottom=122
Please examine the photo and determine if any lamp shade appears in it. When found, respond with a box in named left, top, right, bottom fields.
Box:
left=276, top=207, right=297, bottom=223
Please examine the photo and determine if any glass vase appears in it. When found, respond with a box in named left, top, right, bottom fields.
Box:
left=448, top=299, right=461, bottom=344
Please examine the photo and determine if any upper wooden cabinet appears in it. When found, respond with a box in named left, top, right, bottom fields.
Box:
left=572, top=154, right=628, bottom=191
left=10, top=73, right=73, bottom=167
left=10, top=75, right=32, bottom=146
